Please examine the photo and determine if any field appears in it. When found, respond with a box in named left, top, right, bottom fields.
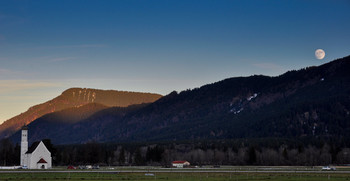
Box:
left=1, top=166, right=350, bottom=181
left=0, top=172, right=350, bottom=181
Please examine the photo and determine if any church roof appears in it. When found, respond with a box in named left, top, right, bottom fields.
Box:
left=37, top=158, right=47, bottom=163
left=26, top=141, right=51, bottom=154
left=26, top=141, right=40, bottom=154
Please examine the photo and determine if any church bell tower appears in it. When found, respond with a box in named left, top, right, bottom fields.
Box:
left=20, top=125, right=28, bottom=166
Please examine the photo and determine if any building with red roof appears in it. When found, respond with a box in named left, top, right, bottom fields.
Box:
left=172, top=161, right=190, bottom=168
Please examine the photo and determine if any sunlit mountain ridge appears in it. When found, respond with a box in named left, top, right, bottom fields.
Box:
left=0, top=88, right=162, bottom=139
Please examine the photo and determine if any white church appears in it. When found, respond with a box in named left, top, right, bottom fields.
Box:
left=20, top=126, right=52, bottom=169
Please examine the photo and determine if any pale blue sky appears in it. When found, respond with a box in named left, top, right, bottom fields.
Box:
left=0, top=0, right=349, bottom=123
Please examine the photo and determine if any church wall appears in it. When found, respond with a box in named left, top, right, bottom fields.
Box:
left=28, top=142, right=52, bottom=169
left=26, top=153, right=31, bottom=168
left=37, top=163, right=48, bottom=169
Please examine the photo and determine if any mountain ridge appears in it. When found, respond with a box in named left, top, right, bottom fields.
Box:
left=10, top=56, right=350, bottom=145
left=0, top=88, right=162, bottom=139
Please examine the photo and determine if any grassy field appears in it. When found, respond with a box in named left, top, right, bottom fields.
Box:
left=50, top=165, right=350, bottom=172
left=0, top=172, right=350, bottom=181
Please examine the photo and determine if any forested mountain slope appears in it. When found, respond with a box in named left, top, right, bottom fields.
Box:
left=11, top=56, right=350, bottom=145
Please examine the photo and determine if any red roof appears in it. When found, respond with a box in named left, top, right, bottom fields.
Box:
left=67, top=165, right=76, bottom=169
left=37, top=158, right=47, bottom=163
left=172, top=161, right=188, bottom=164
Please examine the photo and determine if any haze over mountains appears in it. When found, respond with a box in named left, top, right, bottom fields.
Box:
left=4, top=56, right=350, bottom=146
left=0, top=89, right=162, bottom=139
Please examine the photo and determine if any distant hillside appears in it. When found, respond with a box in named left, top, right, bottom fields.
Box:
left=11, top=56, right=350, bottom=145
left=0, top=88, right=162, bottom=139
left=11, top=104, right=148, bottom=144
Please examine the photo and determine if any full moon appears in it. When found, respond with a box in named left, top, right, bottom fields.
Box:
left=315, top=49, right=325, bottom=60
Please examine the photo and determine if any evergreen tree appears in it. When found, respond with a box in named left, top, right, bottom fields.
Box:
left=118, top=148, right=125, bottom=165
left=247, top=146, right=256, bottom=165
left=134, top=148, right=144, bottom=166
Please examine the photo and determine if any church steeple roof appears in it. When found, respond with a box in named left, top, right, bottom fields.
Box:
left=22, top=125, right=28, bottom=130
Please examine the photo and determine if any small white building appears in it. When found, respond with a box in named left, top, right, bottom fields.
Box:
left=172, top=161, right=190, bottom=168
left=20, top=126, right=52, bottom=169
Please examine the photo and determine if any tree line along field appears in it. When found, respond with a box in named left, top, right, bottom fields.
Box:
left=0, top=172, right=350, bottom=181
left=2, top=138, right=350, bottom=167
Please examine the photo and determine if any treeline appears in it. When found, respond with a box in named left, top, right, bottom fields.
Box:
left=0, top=138, right=20, bottom=166
left=2, top=138, right=350, bottom=166
left=55, top=143, right=350, bottom=166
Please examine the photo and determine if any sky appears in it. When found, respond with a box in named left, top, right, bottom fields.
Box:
left=0, top=0, right=349, bottom=124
